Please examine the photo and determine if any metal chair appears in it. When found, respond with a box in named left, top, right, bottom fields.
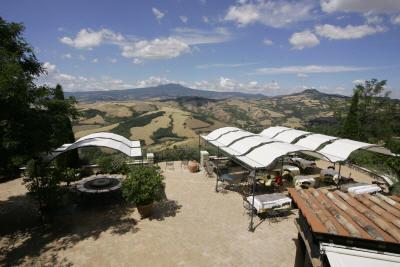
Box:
left=205, top=163, right=214, bottom=177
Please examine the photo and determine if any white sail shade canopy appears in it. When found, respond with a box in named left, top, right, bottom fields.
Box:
left=48, top=132, right=142, bottom=161
left=76, top=132, right=141, bottom=148
left=236, top=142, right=311, bottom=169
left=318, top=138, right=393, bottom=162
left=273, top=129, right=310, bottom=143
left=201, top=127, right=241, bottom=141
left=202, top=126, right=396, bottom=169
left=295, top=133, right=338, bottom=151
left=222, top=135, right=279, bottom=156
left=209, top=131, right=257, bottom=147
left=259, top=126, right=290, bottom=138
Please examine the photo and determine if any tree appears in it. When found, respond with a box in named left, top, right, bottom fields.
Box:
left=342, top=88, right=360, bottom=140
left=52, top=84, right=80, bottom=168
left=0, top=17, right=78, bottom=177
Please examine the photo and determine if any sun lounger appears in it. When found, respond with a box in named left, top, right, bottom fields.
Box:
left=289, top=157, right=317, bottom=170
left=293, top=175, right=315, bottom=189
left=247, top=193, right=292, bottom=214
left=340, top=183, right=381, bottom=194
left=219, top=173, right=242, bottom=184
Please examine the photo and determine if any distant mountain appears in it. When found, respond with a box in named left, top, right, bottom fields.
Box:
left=65, top=83, right=265, bottom=102
left=286, top=88, right=349, bottom=99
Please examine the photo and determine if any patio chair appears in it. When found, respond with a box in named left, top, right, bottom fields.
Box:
left=205, top=163, right=214, bottom=177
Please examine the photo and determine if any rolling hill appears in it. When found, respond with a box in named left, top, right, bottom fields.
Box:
left=72, top=88, right=350, bottom=151
left=66, top=83, right=265, bottom=102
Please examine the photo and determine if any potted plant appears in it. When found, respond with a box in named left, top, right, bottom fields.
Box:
left=122, top=165, right=165, bottom=218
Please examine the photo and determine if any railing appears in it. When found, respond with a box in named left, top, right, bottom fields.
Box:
left=346, top=162, right=396, bottom=186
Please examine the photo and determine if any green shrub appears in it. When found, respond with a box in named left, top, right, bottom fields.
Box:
left=97, top=154, right=128, bottom=174
left=122, top=166, right=165, bottom=205
left=24, top=159, right=63, bottom=211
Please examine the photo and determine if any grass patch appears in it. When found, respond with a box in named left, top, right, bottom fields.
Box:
left=111, top=111, right=165, bottom=138
left=81, top=109, right=106, bottom=118
left=192, top=113, right=214, bottom=125
left=151, top=115, right=186, bottom=142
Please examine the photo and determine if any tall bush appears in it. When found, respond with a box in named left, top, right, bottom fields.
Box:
left=122, top=166, right=165, bottom=205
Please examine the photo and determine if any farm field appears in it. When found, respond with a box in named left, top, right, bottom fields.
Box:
left=72, top=89, right=347, bottom=151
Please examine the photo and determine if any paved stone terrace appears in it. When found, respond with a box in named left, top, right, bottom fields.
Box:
left=0, top=161, right=298, bottom=266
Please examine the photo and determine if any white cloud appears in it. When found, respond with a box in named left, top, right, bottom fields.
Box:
left=61, top=27, right=231, bottom=62
left=60, top=28, right=124, bottom=49
left=224, top=0, right=315, bottom=28
left=79, top=55, right=86, bottom=61
left=172, top=27, right=232, bottom=45
left=134, top=76, right=180, bottom=88
left=334, top=86, right=346, bottom=93
left=152, top=7, right=165, bottom=21
left=190, top=77, right=280, bottom=95
left=364, top=12, right=383, bottom=24
left=61, top=53, right=72, bottom=59
left=315, top=24, right=386, bottom=39
left=39, top=64, right=134, bottom=91
left=352, top=79, right=365, bottom=84
left=196, top=62, right=256, bottom=69
left=256, top=65, right=371, bottom=74
left=289, top=30, right=320, bottom=50
left=133, top=58, right=142, bottom=64
left=297, top=73, right=309, bottom=78
left=191, top=77, right=280, bottom=94
left=92, top=58, right=98, bottom=63
left=202, top=16, right=210, bottom=24
left=263, top=38, right=273, bottom=45
left=121, top=37, right=190, bottom=60
left=179, top=16, right=188, bottom=23
left=43, top=62, right=56, bottom=73
left=392, top=14, right=400, bottom=25
left=320, top=0, right=400, bottom=14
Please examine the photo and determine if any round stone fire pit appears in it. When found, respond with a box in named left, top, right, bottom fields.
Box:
left=76, top=174, right=123, bottom=194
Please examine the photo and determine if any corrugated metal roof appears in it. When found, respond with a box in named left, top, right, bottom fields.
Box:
left=289, top=188, right=400, bottom=244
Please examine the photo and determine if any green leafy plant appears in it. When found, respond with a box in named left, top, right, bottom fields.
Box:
left=97, top=154, right=128, bottom=174
left=122, top=166, right=165, bottom=205
left=24, top=159, right=63, bottom=212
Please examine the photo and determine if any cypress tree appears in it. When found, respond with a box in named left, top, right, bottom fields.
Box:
left=342, top=89, right=361, bottom=140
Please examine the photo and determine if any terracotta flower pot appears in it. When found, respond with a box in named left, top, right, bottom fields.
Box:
left=188, top=160, right=199, bottom=172
left=137, top=202, right=154, bottom=218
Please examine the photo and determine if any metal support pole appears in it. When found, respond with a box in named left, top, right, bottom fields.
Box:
left=249, top=169, right=256, bottom=232
left=198, top=135, right=201, bottom=162
left=215, top=146, right=220, bottom=192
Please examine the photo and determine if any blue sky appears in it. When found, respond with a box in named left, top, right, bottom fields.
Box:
left=2, top=0, right=400, bottom=97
